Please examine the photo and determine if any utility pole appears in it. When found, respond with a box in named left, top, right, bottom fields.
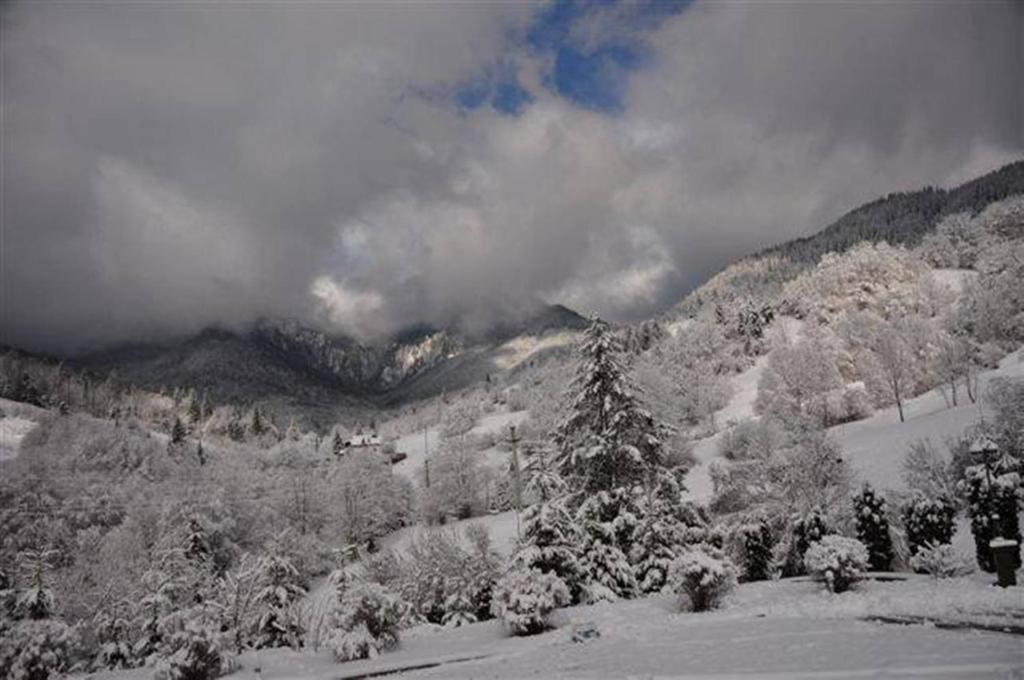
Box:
left=508, top=424, right=523, bottom=540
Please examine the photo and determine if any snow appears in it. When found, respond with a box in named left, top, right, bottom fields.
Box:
left=493, top=331, right=579, bottom=371
left=833, top=349, right=1024, bottom=492
left=931, top=268, right=978, bottom=297
left=382, top=510, right=523, bottom=557
left=685, top=348, right=1024, bottom=500
left=0, top=416, right=35, bottom=461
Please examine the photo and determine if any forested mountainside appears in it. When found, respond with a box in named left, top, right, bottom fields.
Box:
left=759, top=160, right=1024, bottom=265
left=671, top=159, right=1024, bottom=319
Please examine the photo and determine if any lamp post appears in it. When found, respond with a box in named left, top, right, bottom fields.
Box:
left=969, top=435, right=998, bottom=490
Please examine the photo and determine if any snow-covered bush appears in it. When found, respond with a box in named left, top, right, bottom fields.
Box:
left=803, top=536, right=869, bottom=593
left=908, top=543, right=974, bottom=578
left=154, top=616, right=229, bottom=680
left=576, top=491, right=638, bottom=603
left=718, top=419, right=785, bottom=462
left=902, top=493, right=957, bottom=560
left=490, top=567, right=570, bottom=636
left=395, top=525, right=501, bottom=626
left=330, top=581, right=407, bottom=662
left=852, top=484, right=894, bottom=571
left=668, top=548, right=737, bottom=612
left=0, top=620, right=79, bottom=680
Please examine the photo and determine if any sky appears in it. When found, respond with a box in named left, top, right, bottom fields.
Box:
left=2, top=0, right=1021, bottom=353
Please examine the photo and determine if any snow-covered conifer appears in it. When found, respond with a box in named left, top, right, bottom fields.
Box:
left=329, top=580, right=407, bottom=662
left=554, top=318, right=670, bottom=493
left=736, top=519, right=774, bottom=582
left=852, top=484, right=894, bottom=571
left=576, top=491, right=637, bottom=603
left=512, top=501, right=585, bottom=602
left=253, top=550, right=306, bottom=649
left=902, top=492, right=957, bottom=560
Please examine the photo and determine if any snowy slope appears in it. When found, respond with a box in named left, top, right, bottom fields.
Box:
left=391, top=409, right=528, bottom=481
left=834, top=348, right=1023, bottom=492
left=685, top=348, right=1023, bottom=501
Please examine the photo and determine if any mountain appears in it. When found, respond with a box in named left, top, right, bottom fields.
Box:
left=759, top=160, right=1024, bottom=264
left=67, top=304, right=589, bottom=424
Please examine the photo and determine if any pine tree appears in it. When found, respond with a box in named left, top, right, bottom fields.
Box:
left=332, top=431, right=345, bottom=459
left=738, top=519, right=774, bottom=582
left=254, top=551, right=306, bottom=649
left=576, top=491, right=637, bottom=602
left=512, top=502, right=585, bottom=602
left=630, top=513, right=679, bottom=594
left=554, top=318, right=670, bottom=494
left=852, top=483, right=894, bottom=571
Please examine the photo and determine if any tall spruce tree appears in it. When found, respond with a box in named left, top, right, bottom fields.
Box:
left=554, top=318, right=670, bottom=494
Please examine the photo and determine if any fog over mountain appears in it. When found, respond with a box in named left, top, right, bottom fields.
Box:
left=3, top=1, right=1021, bottom=353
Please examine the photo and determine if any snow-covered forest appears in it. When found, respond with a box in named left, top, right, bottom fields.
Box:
left=1, top=189, right=1022, bottom=679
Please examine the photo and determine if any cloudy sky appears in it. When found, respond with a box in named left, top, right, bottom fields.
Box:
left=3, top=0, right=1021, bottom=353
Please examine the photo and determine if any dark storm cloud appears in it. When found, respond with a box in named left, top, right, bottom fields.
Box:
left=1, top=1, right=1020, bottom=352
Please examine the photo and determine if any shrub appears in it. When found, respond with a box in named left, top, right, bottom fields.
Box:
left=804, top=536, right=869, bottom=593
left=330, top=582, right=407, bottom=662
left=0, top=619, right=79, bottom=680
left=908, top=543, right=974, bottom=578
left=902, top=493, right=957, bottom=560
left=668, top=548, right=737, bottom=612
left=852, top=484, right=894, bottom=571
left=154, top=618, right=229, bottom=680
left=490, top=568, right=570, bottom=636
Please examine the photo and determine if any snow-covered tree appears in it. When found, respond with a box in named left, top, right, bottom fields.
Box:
left=736, top=518, right=774, bottom=582
left=576, top=491, right=638, bottom=603
left=329, top=580, right=407, bottom=662
left=213, top=554, right=262, bottom=653
left=511, top=501, right=585, bottom=602
left=668, top=547, right=737, bottom=612
left=902, top=492, right=957, bottom=561
left=554, top=318, right=670, bottom=493
left=253, top=548, right=306, bottom=649
left=783, top=507, right=831, bottom=577
left=419, top=434, right=489, bottom=522
left=852, top=484, right=894, bottom=572
left=523, top=445, right=565, bottom=504
left=755, top=329, right=844, bottom=429
left=490, top=567, right=570, bottom=636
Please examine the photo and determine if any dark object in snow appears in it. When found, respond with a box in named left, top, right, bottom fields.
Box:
left=571, top=622, right=600, bottom=643
left=991, top=538, right=1019, bottom=587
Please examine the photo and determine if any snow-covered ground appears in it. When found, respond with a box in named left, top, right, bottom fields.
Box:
left=685, top=348, right=1024, bottom=501
left=0, top=398, right=44, bottom=461
left=835, top=348, right=1023, bottom=492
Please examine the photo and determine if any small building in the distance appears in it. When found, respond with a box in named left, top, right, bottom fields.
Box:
left=344, top=431, right=406, bottom=464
